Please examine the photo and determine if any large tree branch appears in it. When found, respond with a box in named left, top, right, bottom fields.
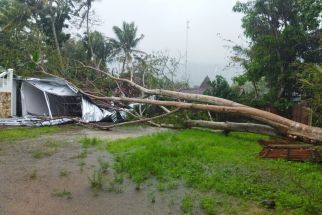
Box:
left=186, top=120, right=278, bottom=136
left=81, top=95, right=287, bottom=127
left=83, top=66, right=242, bottom=107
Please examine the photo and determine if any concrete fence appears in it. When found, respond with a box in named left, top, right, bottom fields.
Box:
left=0, top=69, right=13, bottom=93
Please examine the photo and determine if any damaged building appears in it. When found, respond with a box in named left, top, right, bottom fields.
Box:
left=0, top=69, right=125, bottom=126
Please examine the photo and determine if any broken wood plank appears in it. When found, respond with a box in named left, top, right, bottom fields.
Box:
left=259, top=139, right=322, bottom=162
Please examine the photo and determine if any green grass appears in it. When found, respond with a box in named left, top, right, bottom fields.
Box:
left=147, top=191, right=156, bottom=203
left=181, top=194, right=194, bottom=214
left=45, top=139, right=60, bottom=148
left=59, top=169, right=70, bottom=177
left=98, top=158, right=109, bottom=173
left=88, top=170, right=104, bottom=190
left=51, top=189, right=72, bottom=199
left=80, top=137, right=103, bottom=148
left=31, top=148, right=56, bottom=159
left=30, top=169, right=37, bottom=180
left=107, top=129, right=322, bottom=214
left=200, top=196, right=216, bottom=215
left=76, top=148, right=88, bottom=159
left=79, top=160, right=86, bottom=172
left=0, top=126, right=61, bottom=142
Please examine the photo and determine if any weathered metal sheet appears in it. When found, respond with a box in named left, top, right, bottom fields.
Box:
left=82, top=98, right=116, bottom=122
left=24, top=78, right=77, bottom=96
left=0, top=116, right=73, bottom=126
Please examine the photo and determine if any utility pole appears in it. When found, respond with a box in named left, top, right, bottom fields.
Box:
left=185, top=20, right=190, bottom=76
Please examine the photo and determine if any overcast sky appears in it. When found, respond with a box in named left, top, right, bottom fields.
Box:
left=93, top=0, right=245, bottom=85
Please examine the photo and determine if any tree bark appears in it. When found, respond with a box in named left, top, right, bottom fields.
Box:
left=186, top=120, right=278, bottom=136
left=49, top=1, right=64, bottom=73
left=86, top=8, right=96, bottom=67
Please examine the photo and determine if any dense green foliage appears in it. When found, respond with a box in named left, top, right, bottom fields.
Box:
left=110, top=21, right=144, bottom=73
left=204, top=75, right=237, bottom=100
left=107, top=129, right=322, bottom=214
left=299, top=65, right=322, bottom=126
left=232, top=0, right=322, bottom=111
left=0, top=0, right=78, bottom=74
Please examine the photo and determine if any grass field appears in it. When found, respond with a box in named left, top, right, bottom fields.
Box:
left=0, top=126, right=61, bottom=142
left=106, top=129, right=322, bottom=214
left=1, top=126, right=321, bottom=214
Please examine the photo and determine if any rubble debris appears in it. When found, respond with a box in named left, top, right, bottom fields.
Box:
left=261, top=200, right=276, bottom=209
left=0, top=116, right=73, bottom=127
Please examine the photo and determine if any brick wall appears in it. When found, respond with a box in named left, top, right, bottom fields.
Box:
left=0, top=92, right=11, bottom=118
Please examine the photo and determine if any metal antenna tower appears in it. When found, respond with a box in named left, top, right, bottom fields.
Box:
left=185, top=20, right=190, bottom=75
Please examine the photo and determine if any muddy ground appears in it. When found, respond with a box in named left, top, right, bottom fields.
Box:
left=0, top=126, right=189, bottom=215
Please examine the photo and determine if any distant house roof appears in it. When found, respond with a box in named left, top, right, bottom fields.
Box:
left=199, top=76, right=211, bottom=89
left=180, top=76, right=211, bottom=94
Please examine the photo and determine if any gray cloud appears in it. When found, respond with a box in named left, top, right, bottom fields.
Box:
left=93, top=0, right=245, bottom=84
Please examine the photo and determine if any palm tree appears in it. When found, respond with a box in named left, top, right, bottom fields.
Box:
left=110, top=21, right=144, bottom=80
left=83, top=31, right=113, bottom=68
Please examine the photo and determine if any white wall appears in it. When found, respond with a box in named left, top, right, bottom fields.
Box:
left=0, top=69, right=15, bottom=117
left=0, top=69, right=13, bottom=93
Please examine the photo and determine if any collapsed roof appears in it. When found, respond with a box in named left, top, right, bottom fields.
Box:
left=19, top=77, right=123, bottom=123
left=0, top=73, right=129, bottom=127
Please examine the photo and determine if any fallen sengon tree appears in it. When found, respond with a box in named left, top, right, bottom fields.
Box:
left=76, top=66, right=321, bottom=144
left=38, top=64, right=322, bottom=144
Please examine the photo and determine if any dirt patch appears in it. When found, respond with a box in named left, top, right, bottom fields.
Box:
left=82, top=126, right=168, bottom=141
left=0, top=126, right=183, bottom=215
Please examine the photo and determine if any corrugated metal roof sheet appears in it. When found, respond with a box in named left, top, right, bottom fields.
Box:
left=24, top=78, right=78, bottom=96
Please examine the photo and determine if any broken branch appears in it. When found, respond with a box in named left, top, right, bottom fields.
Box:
left=186, top=120, right=278, bottom=136
left=100, top=108, right=180, bottom=129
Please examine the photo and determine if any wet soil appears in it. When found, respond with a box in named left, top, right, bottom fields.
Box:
left=0, top=126, right=185, bottom=215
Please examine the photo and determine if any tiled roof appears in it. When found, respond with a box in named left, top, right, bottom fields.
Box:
left=180, top=76, right=211, bottom=95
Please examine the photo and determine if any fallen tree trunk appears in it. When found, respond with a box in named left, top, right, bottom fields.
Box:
left=84, top=67, right=297, bottom=128
left=84, top=66, right=322, bottom=142
left=186, top=120, right=278, bottom=136
left=83, top=94, right=322, bottom=144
